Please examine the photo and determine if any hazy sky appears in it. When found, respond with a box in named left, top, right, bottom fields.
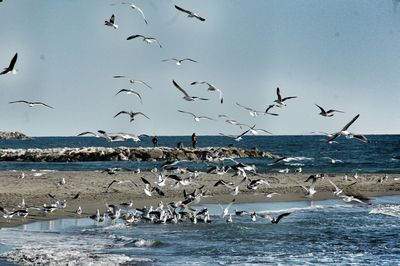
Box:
left=0, top=0, right=399, bottom=136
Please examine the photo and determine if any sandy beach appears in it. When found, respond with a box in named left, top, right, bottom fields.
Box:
left=0, top=170, right=399, bottom=228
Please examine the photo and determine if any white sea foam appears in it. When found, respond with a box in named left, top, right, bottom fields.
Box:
left=369, top=204, right=400, bottom=217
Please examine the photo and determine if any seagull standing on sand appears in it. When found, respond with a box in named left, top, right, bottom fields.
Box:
left=174, top=5, right=205, bottom=21
left=0, top=53, right=18, bottom=75
left=162, top=58, right=197, bottom=65
left=328, top=114, right=368, bottom=143
left=9, top=100, right=54, bottom=109
left=315, top=104, right=344, bottom=117
left=178, top=110, right=213, bottom=122
left=126, top=34, right=162, bottom=48
left=191, top=81, right=224, bottom=104
left=115, top=89, right=143, bottom=104
left=114, top=111, right=150, bottom=122
left=274, top=87, right=297, bottom=106
left=105, top=14, right=118, bottom=29
left=173, top=80, right=209, bottom=101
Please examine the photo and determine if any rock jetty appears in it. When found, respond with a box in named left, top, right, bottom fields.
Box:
left=0, top=131, right=28, bottom=140
left=0, top=147, right=279, bottom=162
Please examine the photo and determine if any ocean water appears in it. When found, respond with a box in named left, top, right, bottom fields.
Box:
left=0, top=135, right=399, bottom=173
left=0, top=196, right=400, bottom=265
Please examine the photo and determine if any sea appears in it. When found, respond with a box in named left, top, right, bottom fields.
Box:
left=0, top=135, right=399, bottom=265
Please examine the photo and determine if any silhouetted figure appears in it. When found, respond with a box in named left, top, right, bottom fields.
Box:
left=152, top=136, right=158, bottom=147
left=191, top=133, right=197, bottom=148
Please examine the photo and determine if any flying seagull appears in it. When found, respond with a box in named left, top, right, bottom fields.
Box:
left=115, top=89, right=142, bottom=104
left=114, top=111, right=150, bottom=122
left=191, top=81, right=224, bottom=104
left=105, top=14, right=118, bottom=29
left=237, top=123, right=272, bottom=135
left=178, top=110, right=213, bottom=122
left=127, top=34, right=162, bottom=48
left=174, top=5, right=205, bottom=21
left=315, top=104, right=344, bottom=117
left=113, top=75, right=152, bottom=89
left=274, top=87, right=297, bottom=106
left=236, top=102, right=276, bottom=117
left=173, top=80, right=209, bottom=101
left=162, top=58, right=198, bottom=66
left=141, top=176, right=165, bottom=196
left=9, top=100, right=54, bottom=109
left=259, top=212, right=291, bottom=224
left=120, top=2, right=148, bottom=24
left=0, top=53, right=18, bottom=75
left=328, top=114, right=368, bottom=143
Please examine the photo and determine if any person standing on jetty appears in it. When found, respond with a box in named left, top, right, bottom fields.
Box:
left=191, top=133, right=197, bottom=148
left=152, top=136, right=158, bottom=147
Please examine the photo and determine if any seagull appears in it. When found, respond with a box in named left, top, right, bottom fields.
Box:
left=328, top=114, right=368, bottom=143
left=259, top=212, right=291, bottom=224
left=296, top=180, right=317, bottom=197
left=237, top=123, right=272, bottom=135
left=236, top=102, right=276, bottom=117
left=120, top=2, right=148, bottom=24
left=219, top=128, right=251, bottom=142
left=265, top=104, right=279, bottom=116
left=0, top=53, right=18, bottom=75
left=115, top=89, right=142, bottom=104
left=113, top=75, right=152, bottom=89
left=173, top=80, right=209, bottom=101
left=141, top=177, right=165, bottom=196
left=265, top=192, right=281, bottom=198
left=105, top=14, right=118, bottom=29
left=114, top=111, right=150, bottom=122
left=274, top=87, right=297, bottom=106
left=191, top=81, right=224, bottom=104
left=327, top=178, right=343, bottom=196
left=322, top=157, right=343, bottom=164
left=178, top=110, right=213, bottom=122
left=315, top=104, right=344, bottom=117
left=162, top=58, right=197, bottom=65
left=219, top=198, right=235, bottom=218
left=214, top=179, right=235, bottom=189
left=9, top=100, right=54, bottom=109
left=105, top=179, right=136, bottom=193
left=77, top=130, right=112, bottom=142
left=126, top=34, right=162, bottom=48
left=339, top=195, right=367, bottom=204
left=174, top=5, right=205, bottom=21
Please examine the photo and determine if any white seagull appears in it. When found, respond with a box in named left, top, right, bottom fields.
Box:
left=9, top=100, right=54, bottom=109
left=178, top=110, right=213, bottom=122
left=191, top=81, right=224, bottom=104
left=115, top=89, right=142, bottom=104
left=237, top=123, right=272, bottom=135
left=219, top=198, right=235, bottom=218
left=236, top=102, right=277, bottom=117
left=114, top=111, right=150, bottom=122
left=328, top=114, right=368, bottom=143
left=105, top=14, right=118, bottom=29
left=0, top=53, right=18, bottom=75
left=162, top=58, right=198, bottom=66
left=323, top=157, right=343, bottom=164
left=120, top=2, right=148, bottom=24
left=127, top=34, right=162, bottom=48
left=274, top=87, right=297, bottom=106
left=113, top=75, right=152, bottom=89
left=174, top=5, right=205, bottom=21
left=173, top=80, right=209, bottom=101
left=315, top=104, right=344, bottom=117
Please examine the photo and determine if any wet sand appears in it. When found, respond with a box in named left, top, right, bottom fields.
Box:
left=0, top=170, right=399, bottom=228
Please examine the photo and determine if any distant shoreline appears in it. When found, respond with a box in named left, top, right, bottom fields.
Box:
left=0, top=171, right=399, bottom=228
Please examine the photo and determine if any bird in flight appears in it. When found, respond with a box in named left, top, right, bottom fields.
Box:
left=178, top=110, right=213, bottom=122
left=328, top=114, right=368, bottom=143
left=119, top=2, right=148, bottom=24
left=315, top=104, right=344, bottom=117
left=236, top=102, right=276, bottom=117
left=191, top=81, right=224, bottom=104
left=173, top=80, right=208, bottom=101
left=105, top=14, right=118, bottom=29
left=126, top=35, right=162, bottom=48
left=274, top=87, right=297, bottom=106
left=115, top=89, right=143, bottom=104
left=113, top=75, right=152, bottom=89
left=174, top=5, right=205, bottom=21
left=9, top=100, right=54, bottom=109
left=114, top=111, right=150, bottom=122
left=0, top=53, right=18, bottom=75
left=162, top=58, right=198, bottom=66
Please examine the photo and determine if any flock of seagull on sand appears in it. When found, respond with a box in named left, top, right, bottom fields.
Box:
left=0, top=3, right=375, bottom=226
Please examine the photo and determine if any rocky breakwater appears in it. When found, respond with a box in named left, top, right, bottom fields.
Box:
left=0, top=131, right=28, bottom=140
left=0, top=146, right=279, bottom=162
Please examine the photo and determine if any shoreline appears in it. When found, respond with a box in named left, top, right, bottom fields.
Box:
left=0, top=171, right=399, bottom=228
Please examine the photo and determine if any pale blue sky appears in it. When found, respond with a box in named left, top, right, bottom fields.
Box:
left=0, top=0, right=399, bottom=136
